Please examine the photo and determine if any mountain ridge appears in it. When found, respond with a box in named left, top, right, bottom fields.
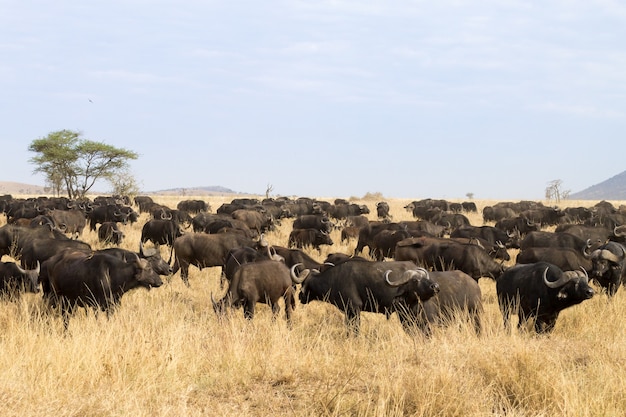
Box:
left=569, top=170, right=626, bottom=200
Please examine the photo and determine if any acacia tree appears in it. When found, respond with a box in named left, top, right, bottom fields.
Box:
left=28, top=130, right=139, bottom=199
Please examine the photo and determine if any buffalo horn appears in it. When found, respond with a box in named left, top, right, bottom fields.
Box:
left=133, top=252, right=147, bottom=269
left=614, top=226, right=626, bottom=237
left=290, top=263, right=309, bottom=284
left=267, top=246, right=284, bottom=262
left=594, top=249, right=621, bottom=264
left=543, top=266, right=574, bottom=289
left=384, top=267, right=428, bottom=287
left=16, top=260, right=41, bottom=275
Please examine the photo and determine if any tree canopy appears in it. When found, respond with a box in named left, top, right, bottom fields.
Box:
left=28, top=130, right=139, bottom=199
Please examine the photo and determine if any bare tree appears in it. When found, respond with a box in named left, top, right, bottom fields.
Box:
left=265, top=183, right=274, bottom=199
left=545, top=179, right=570, bottom=203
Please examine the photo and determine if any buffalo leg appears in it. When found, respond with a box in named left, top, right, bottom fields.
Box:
left=243, top=300, right=255, bottom=320
left=283, top=291, right=294, bottom=328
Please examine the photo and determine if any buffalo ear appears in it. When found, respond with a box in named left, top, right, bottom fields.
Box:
left=557, top=290, right=568, bottom=300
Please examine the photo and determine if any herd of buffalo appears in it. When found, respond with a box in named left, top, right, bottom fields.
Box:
left=0, top=193, right=625, bottom=334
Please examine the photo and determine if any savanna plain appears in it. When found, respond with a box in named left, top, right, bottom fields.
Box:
left=1, top=194, right=626, bottom=417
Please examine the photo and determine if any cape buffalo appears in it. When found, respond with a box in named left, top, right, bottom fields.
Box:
left=0, top=261, right=40, bottom=296
left=376, top=201, right=391, bottom=220
left=222, top=240, right=284, bottom=287
left=98, top=221, right=124, bottom=245
left=496, top=262, right=594, bottom=333
left=40, top=250, right=163, bottom=327
left=288, top=228, right=333, bottom=251
left=394, top=237, right=506, bottom=280
left=171, top=232, right=256, bottom=286
left=141, top=218, right=184, bottom=249
left=589, top=241, right=626, bottom=296
left=408, top=270, right=483, bottom=336
left=212, top=260, right=300, bottom=325
left=294, top=260, right=440, bottom=334
left=516, top=247, right=593, bottom=273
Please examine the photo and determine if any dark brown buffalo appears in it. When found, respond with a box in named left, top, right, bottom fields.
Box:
left=520, top=207, right=565, bottom=227
left=47, top=208, right=88, bottom=238
left=612, top=225, right=626, bottom=244
left=589, top=241, right=626, bottom=296
left=212, top=260, right=300, bottom=324
left=450, top=237, right=510, bottom=261
left=516, top=247, right=593, bottom=272
left=494, top=216, right=540, bottom=237
left=482, top=206, right=517, bottom=223
left=328, top=203, right=370, bottom=220
left=270, top=246, right=329, bottom=272
left=231, top=209, right=274, bottom=235
left=345, top=215, right=370, bottom=229
left=288, top=228, right=333, bottom=251
left=399, top=220, right=447, bottom=238
left=323, top=253, right=369, bottom=266
left=554, top=224, right=611, bottom=245
left=293, top=214, right=333, bottom=233
left=203, top=217, right=255, bottom=238
left=395, top=237, right=506, bottom=280
left=520, top=231, right=594, bottom=252
left=408, top=270, right=483, bottom=336
left=340, top=226, right=361, bottom=243
left=19, top=237, right=92, bottom=270
left=294, top=260, right=440, bottom=334
left=99, top=243, right=173, bottom=276
left=141, top=218, right=184, bottom=250
left=496, top=262, right=594, bottom=333
left=0, top=224, right=70, bottom=259
left=40, top=250, right=162, bottom=327
left=98, top=221, right=124, bottom=245
left=0, top=261, right=40, bottom=296
left=171, top=232, right=255, bottom=286
left=134, top=195, right=155, bottom=213
left=370, top=229, right=411, bottom=261
left=87, top=204, right=135, bottom=231
left=221, top=238, right=284, bottom=287
left=177, top=199, right=210, bottom=214
left=376, top=201, right=391, bottom=219
left=354, top=221, right=405, bottom=257
left=450, top=225, right=519, bottom=249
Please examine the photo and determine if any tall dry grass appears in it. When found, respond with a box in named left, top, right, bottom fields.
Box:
left=1, top=195, right=625, bottom=416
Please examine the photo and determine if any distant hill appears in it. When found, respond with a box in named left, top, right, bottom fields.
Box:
left=0, top=181, right=47, bottom=195
left=570, top=170, right=626, bottom=200
left=148, top=185, right=239, bottom=196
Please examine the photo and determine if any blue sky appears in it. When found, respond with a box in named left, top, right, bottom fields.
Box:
left=2, top=1, right=625, bottom=199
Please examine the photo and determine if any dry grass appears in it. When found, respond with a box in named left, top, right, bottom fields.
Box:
left=1, top=195, right=626, bottom=416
